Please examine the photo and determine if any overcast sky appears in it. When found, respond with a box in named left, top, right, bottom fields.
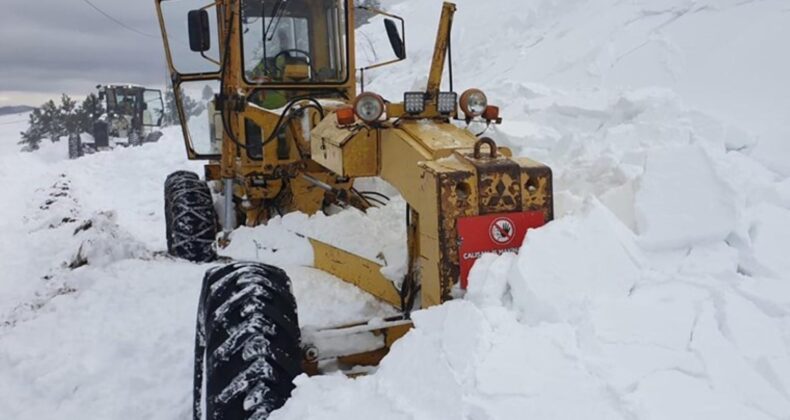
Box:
left=0, top=0, right=169, bottom=106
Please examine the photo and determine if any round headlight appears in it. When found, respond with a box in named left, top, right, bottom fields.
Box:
left=354, top=92, right=385, bottom=123
left=460, top=89, right=488, bottom=118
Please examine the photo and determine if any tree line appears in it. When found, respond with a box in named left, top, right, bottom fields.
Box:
left=18, top=89, right=202, bottom=152
left=19, top=94, right=104, bottom=151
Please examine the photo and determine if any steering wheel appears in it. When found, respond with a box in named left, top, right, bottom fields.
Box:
left=273, top=49, right=313, bottom=73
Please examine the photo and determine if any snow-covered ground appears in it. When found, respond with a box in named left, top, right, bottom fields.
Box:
left=1, top=0, right=789, bottom=418
left=275, top=0, right=790, bottom=418
left=0, top=115, right=393, bottom=419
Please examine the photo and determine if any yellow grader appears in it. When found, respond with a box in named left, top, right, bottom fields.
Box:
left=155, top=0, right=553, bottom=418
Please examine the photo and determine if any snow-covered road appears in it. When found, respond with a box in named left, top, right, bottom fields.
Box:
left=0, top=117, right=394, bottom=419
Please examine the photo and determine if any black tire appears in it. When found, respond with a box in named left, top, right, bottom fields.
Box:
left=68, top=133, right=82, bottom=159
left=195, top=262, right=302, bottom=420
left=92, top=121, right=109, bottom=148
left=164, top=171, right=200, bottom=249
left=164, top=171, right=217, bottom=262
left=145, top=131, right=164, bottom=143
left=129, top=129, right=142, bottom=147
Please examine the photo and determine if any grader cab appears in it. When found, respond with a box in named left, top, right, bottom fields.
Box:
left=155, top=0, right=553, bottom=418
left=95, top=84, right=165, bottom=146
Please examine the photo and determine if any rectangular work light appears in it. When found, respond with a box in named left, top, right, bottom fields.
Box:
left=404, top=92, right=426, bottom=114
left=437, top=92, right=458, bottom=114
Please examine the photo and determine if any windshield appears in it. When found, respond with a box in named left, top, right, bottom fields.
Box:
left=108, top=88, right=141, bottom=116
left=241, top=0, right=348, bottom=84
left=143, top=90, right=165, bottom=127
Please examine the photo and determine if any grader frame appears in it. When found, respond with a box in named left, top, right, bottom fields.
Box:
left=156, top=0, right=553, bottom=415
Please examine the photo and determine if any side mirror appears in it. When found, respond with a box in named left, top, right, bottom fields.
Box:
left=188, top=10, right=211, bottom=52
left=384, top=19, right=405, bottom=60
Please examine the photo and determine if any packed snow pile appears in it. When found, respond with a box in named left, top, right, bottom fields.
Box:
left=270, top=0, right=790, bottom=419
left=66, top=212, right=152, bottom=269
left=274, top=202, right=790, bottom=419
left=364, top=0, right=790, bottom=174
left=223, top=196, right=408, bottom=283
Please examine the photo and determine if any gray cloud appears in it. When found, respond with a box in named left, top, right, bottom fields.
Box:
left=0, top=0, right=169, bottom=104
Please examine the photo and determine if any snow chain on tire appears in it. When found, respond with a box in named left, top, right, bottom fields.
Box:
left=145, top=131, right=164, bottom=144
left=129, top=129, right=142, bottom=147
left=68, top=133, right=82, bottom=159
left=194, top=262, right=302, bottom=420
left=164, top=171, right=218, bottom=262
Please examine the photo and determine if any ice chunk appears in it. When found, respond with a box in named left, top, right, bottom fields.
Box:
left=624, top=370, right=774, bottom=420
left=509, top=200, right=643, bottom=324
left=475, top=321, right=625, bottom=419
left=635, top=145, right=737, bottom=249
left=751, top=129, right=790, bottom=177
left=690, top=303, right=790, bottom=418
left=599, top=178, right=638, bottom=231
left=376, top=322, right=464, bottom=419
left=722, top=290, right=787, bottom=360
left=679, top=242, right=739, bottom=276
left=740, top=204, right=790, bottom=279
left=465, top=252, right=517, bottom=308
left=589, top=283, right=705, bottom=350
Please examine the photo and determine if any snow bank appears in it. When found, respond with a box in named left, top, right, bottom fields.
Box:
left=0, top=260, right=207, bottom=420
left=635, top=145, right=737, bottom=249
left=364, top=0, right=790, bottom=143
left=508, top=200, right=642, bottom=323
left=0, top=122, right=397, bottom=418
left=275, top=201, right=790, bottom=420
left=271, top=1, right=790, bottom=418
left=66, top=212, right=152, bottom=269
left=738, top=204, right=790, bottom=279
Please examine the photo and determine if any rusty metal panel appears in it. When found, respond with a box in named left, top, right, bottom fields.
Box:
left=435, top=169, right=478, bottom=302
left=471, top=157, right=523, bottom=214
left=203, top=163, right=221, bottom=181
left=419, top=158, right=479, bottom=305
left=515, top=157, right=554, bottom=222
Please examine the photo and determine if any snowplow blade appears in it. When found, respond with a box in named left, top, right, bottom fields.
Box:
left=309, top=238, right=403, bottom=309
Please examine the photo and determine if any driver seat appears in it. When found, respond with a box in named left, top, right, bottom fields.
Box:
left=282, top=57, right=310, bottom=82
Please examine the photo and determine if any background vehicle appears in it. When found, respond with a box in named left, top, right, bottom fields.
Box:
left=69, top=84, right=165, bottom=159
left=156, top=0, right=554, bottom=418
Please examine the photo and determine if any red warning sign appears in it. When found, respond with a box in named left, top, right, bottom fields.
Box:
left=457, top=211, right=546, bottom=289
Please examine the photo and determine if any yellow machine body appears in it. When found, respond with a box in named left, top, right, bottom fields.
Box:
left=156, top=0, right=553, bottom=370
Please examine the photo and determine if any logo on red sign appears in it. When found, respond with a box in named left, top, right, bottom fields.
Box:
left=457, top=211, right=546, bottom=289
left=489, top=217, right=516, bottom=245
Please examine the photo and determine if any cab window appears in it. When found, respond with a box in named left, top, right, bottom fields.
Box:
left=241, top=0, right=348, bottom=84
